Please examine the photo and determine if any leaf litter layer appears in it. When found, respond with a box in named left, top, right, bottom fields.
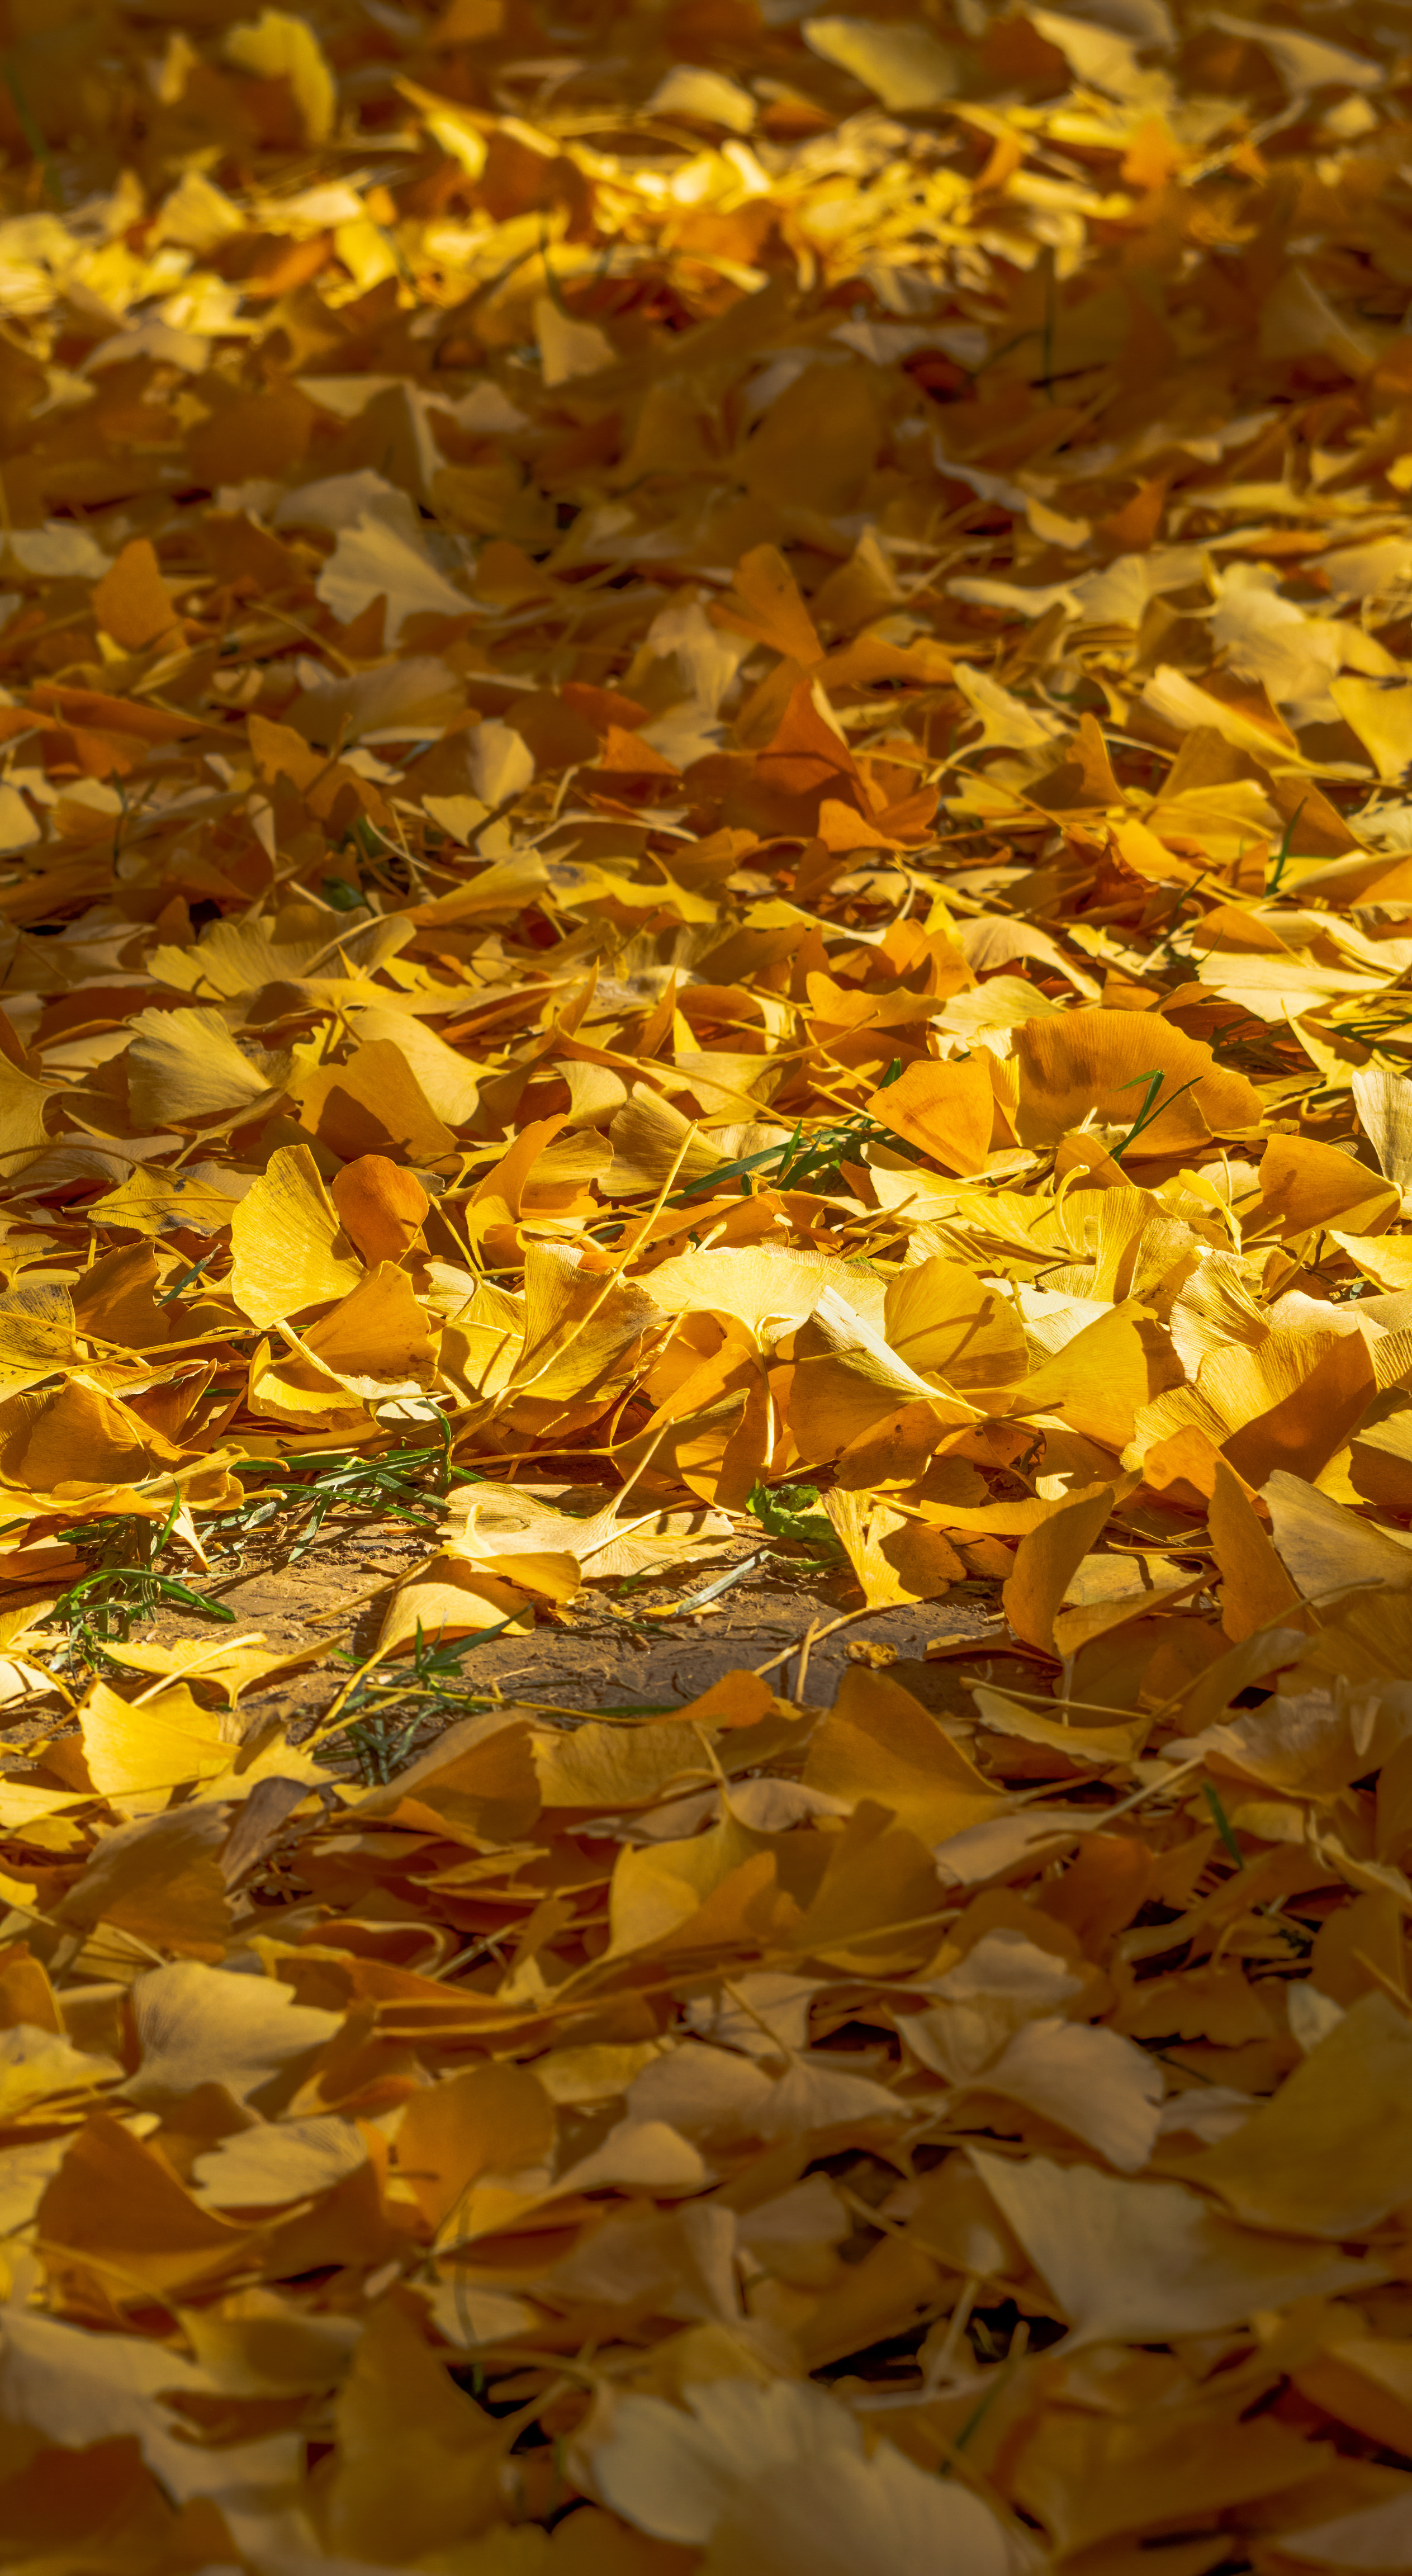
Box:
left=8, top=0, right=1412, bottom=2566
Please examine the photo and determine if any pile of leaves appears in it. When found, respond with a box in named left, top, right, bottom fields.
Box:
left=8, top=0, right=1412, bottom=2566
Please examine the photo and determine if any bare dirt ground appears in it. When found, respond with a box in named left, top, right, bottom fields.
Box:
left=124, top=1526, right=1005, bottom=1764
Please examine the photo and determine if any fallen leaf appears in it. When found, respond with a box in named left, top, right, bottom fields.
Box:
left=972, top=2152, right=1380, bottom=2347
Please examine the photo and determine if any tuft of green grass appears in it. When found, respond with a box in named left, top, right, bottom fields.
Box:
left=225, top=1412, right=483, bottom=1561
left=47, top=1497, right=235, bottom=1663
left=670, top=1067, right=914, bottom=1207
left=319, top=1617, right=509, bottom=1786
left=50, top=1413, right=482, bottom=1682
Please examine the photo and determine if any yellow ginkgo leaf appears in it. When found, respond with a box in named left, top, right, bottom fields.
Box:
left=1015, top=1011, right=1263, bottom=1155
left=1330, top=674, right=1412, bottom=783
left=0, top=1280, right=77, bottom=1401
left=96, top=1631, right=329, bottom=1705
left=444, top=1485, right=735, bottom=1593
left=229, top=1144, right=363, bottom=1328
left=972, top=2151, right=1378, bottom=2348
left=125, top=1006, right=285, bottom=1130
left=77, top=1678, right=234, bottom=1816
left=883, top=1257, right=1029, bottom=1391
left=593, top=2374, right=1011, bottom=2574
left=823, top=1485, right=965, bottom=1607
left=0, top=1052, right=58, bottom=1166
left=790, top=1284, right=979, bottom=1465
left=298, top=1262, right=440, bottom=1393
left=224, top=8, right=337, bottom=141
left=316, top=513, right=472, bottom=642
left=643, top=1243, right=873, bottom=1348
left=804, top=1664, right=1001, bottom=1841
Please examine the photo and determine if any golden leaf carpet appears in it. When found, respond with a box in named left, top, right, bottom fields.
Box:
left=3, top=0, right=1412, bottom=2568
